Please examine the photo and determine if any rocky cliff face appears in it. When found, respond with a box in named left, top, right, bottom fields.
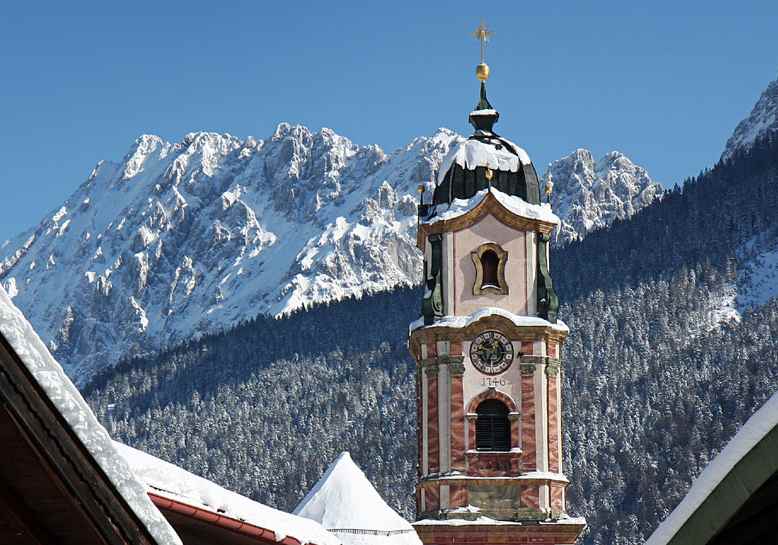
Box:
left=545, top=149, right=663, bottom=245
left=722, top=74, right=778, bottom=161
left=1, top=126, right=462, bottom=382
left=0, top=125, right=657, bottom=383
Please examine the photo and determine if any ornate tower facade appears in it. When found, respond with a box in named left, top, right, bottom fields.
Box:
left=409, top=24, right=585, bottom=545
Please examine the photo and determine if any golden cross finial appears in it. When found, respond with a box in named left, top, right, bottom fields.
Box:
left=472, top=21, right=493, bottom=64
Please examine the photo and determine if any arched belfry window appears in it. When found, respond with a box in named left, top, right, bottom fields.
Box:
left=471, top=243, right=508, bottom=295
left=475, top=399, right=511, bottom=451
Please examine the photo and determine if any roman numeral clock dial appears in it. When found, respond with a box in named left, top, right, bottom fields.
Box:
left=469, top=330, right=514, bottom=375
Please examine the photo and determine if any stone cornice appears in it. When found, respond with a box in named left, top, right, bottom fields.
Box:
left=424, top=365, right=440, bottom=377
left=518, top=355, right=561, bottom=365
left=439, top=355, right=465, bottom=365
left=449, top=361, right=466, bottom=376
left=417, top=355, right=465, bottom=371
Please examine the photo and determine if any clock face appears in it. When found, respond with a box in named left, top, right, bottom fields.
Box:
left=470, top=331, right=514, bottom=375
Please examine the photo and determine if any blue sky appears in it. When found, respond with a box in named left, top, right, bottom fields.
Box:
left=1, top=1, right=776, bottom=242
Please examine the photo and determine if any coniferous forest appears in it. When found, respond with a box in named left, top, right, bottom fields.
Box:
left=85, top=134, right=778, bottom=545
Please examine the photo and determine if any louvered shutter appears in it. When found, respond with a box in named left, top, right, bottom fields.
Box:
left=475, top=400, right=511, bottom=452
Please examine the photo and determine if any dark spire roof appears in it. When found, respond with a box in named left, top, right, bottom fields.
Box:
left=476, top=81, right=493, bottom=110
left=469, top=82, right=499, bottom=132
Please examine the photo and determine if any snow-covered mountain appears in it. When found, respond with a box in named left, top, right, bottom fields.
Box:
left=0, top=125, right=458, bottom=382
left=0, top=125, right=656, bottom=383
left=722, top=74, right=778, bottom=161
left=544, top=149, right=663, bottom=245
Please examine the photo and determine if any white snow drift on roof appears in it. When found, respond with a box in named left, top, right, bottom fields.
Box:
left=409, top=307, right=569, bottom=334
left=437, top=138, right=531, bottom=183
left=645, top=391, right=778, bottom=545
left=422, top=188, right=559, bottom=227
left=114, top=441, right=340, bottom=545
left=469, top=109, right=498, bottom=116
left=294, top=452, right=422, bottom=545
left=0, top=286, right=183, bottom=545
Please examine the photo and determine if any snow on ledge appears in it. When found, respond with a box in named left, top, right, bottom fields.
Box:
left=422, top=188, right=559, bottom=227
left=409, top=307, right=568, bottom=334
left=413, top=514, right=586, bottom=527
left=0, top=287, right=183, bottom=545
left=519, top=471, right=570, bottom=483
left=114, top=441, right=341, bottom=545
left=645, top=391, right=778, bottom=545
left=423, top=473, right=568, bottom=483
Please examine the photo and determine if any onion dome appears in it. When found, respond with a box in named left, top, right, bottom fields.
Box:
left=430, top=83, right=541, bottom=208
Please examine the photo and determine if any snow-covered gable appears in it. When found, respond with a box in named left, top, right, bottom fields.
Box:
left=0, top=286, right=183, bottom=545
left=114, top=441, right=341, bottom=545
left=437, top=137, right=531, bottom=184
left=294, top=452, right=422, bottom=545
left=421, top=188, right=560, bottom=227
left=645, top=391, right=778, bottom=545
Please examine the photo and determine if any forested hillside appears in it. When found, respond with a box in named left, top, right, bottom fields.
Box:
left=556, top=134, right=778, bottom=299
left=84, top=134, right=778, bottom=545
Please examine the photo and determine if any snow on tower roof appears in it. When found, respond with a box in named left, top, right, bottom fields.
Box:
left=294, top=452, right=423, bottom=545
left=437, top=136, right=531, bottom=185
left=0, top=286, right=183, bottom=545
left=114, top=441, right=341, bottom=545
left=645, top=391, right=778, bottom=545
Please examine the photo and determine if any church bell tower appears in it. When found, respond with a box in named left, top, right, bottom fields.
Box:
left=409, top=23, right=585, bottom=545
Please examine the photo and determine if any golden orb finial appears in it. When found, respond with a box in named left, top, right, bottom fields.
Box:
left=472, top=21, right=493, bottom=81
left=476, top=63, right=490, bottom=81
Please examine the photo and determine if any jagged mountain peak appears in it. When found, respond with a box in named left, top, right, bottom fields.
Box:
left=722, top=73, right=778, bottom=161
left=0, top=125, right=462, bottom=383
left=1, top=125, right=658, bottom=383
left=546, top=148, right=663, bottom=245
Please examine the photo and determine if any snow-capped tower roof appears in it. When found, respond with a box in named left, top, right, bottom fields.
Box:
left=429, top=51, right=542, bottom=208
left=294, top=452, right=422, bottom=545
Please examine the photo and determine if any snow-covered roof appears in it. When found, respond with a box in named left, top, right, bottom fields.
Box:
left=437, top=137, right=531, bottom=184
left=409, top=307, right=569, bottom=334
left=0, top=286, right=183, bottom=545
left=294, top=452, right=422, bottom=545
left=421, top=188, right=559, bottom=227
left=645, top=391, right=778, bottom=545
left=114, top=441, right=341, bottom=545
